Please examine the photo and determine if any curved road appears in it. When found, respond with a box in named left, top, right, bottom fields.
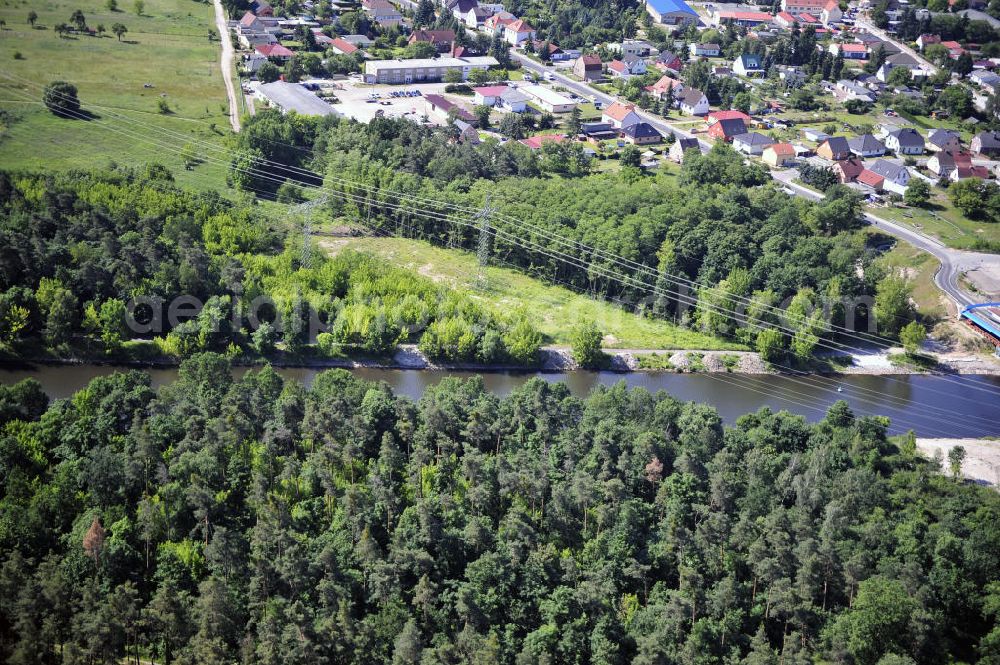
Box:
left=513, top=53, right=995, bottom=310
left=211, top=0, right=241, bottom=132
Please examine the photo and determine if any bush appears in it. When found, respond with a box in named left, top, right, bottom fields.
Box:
left=570, top=321, right=606, bottom=368
left=42, top=81, right=80, bottom=117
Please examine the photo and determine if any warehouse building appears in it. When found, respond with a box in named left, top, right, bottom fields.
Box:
left=363, top=56, right=499, bottom=84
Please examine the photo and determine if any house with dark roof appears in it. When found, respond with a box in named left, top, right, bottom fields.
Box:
left=868, top=159, right=912, bottom=194
left=708, top=118, right=748, bottom=142
left=581, top=121, right=618, bottom=141
left=885, top=128, right=925, bottom=155
left=657, top=51, right=685, bottom=71
left=928, top=150, right=989, bottom=180
left=645, top=0, right=698, bottom=25
left=451, top=119, right=480, bottom=144
left=927, top=128, right=962, bottom=152
left=670, top=136, right=700, bottom=162
left=621, top=122, right=663, bottom=145
left=848, top=134, right=886, bottom=158
left=972, top=131, right=1000, bottom=156
left=694, top=43, right=721, bottom=57
left=679, top=88, right=709, bottom=116
left=573, top=54, right=603, bottom=81
left=834, top=158, right=865, bottom=183
left=733, top=53, right=765, bottom=77
left=817, top=136, right=852, bottom=161
left=408, top=29, right=456, bottom=53
left=732, top=132, right=774, bottom=155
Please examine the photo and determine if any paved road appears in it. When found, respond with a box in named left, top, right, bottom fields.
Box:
left=211, top=0, right=241, bottom=132
left=513, top=53, right=994, bottom=309
left=854, top=18, right=939, bottom=75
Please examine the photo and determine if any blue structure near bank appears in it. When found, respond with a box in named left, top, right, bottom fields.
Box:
left=960, top=303, right=1000, bottom=353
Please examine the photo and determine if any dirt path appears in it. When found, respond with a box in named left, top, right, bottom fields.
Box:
left=917, top=438, right=1000, bottom=487
left=211, top=0, right=240, bottom=132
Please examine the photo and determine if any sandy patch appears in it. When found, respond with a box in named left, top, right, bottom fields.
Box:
left=917, top=438, right=1000, bottom=487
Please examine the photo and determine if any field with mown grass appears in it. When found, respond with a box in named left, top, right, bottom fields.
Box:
left=872, top=232, right=949, bottom=320
left=872, top=194, right=1000, bottom=252
left=320, top=235, right=746, bottom=351
left=0, top=0, right=231, bottom=190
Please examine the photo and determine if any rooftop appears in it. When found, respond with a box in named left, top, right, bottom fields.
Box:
left=257, top=82, right=339, bottom=116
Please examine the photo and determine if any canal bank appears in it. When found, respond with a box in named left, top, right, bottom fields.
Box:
left=2, top=362, right=998, bottom=439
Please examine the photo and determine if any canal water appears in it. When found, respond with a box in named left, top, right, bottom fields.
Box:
left=1, top=364, right=998, bottom=438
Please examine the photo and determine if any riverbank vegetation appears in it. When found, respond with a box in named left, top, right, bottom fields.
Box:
left=0, top=168, right=546, bottom=365
left=1, top=354, right=999, bottom=664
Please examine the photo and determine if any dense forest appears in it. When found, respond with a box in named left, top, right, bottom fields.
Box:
left=0, top=168, right=544, bottom=363
left=1, top=355, right=999, bottom=664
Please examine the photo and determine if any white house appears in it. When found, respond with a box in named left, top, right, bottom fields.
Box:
left=602, top=102, right=642, bottom=128
left=884, top=128, right=925, bottom=155
left=733, top=53, right=765, bottom=77
left=503, top=19, right=535, bottom=45
left=868, top=159, right=912, bottom=194
left=678, top=88, right=709, bottom=116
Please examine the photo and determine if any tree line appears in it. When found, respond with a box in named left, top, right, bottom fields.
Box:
left=1, top=355, right=998, bottom=663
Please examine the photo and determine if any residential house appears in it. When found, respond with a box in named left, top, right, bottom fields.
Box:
left=251, top=0, right=273, bottom=15
left=781, top=0, right=840, bottom=23
left=602, top=102, right=642, bottom=128
left=777, top=65, right=807, bottom=87
left=829, top=43, right=868, bottom=59
left=857, top=168, right=885, bottom=191
left=363, top=0, right=403, bottom=25
left=503, top=19, right=536, bottom=46
left=581, top=121, right=618, bottom=141
left=498, top=88, right=529, bottom=112
left=708, top=118, right=748, bottom=142
left=670, top=137, right=700, bottom=162
left=573, top=54, right=604, bottom=81
left=679, top=88, right=709, bottom=115
left=243, top=52, right=269, bottom=74
left=971, top=69, right=1000, bottom=94
left=941, top=40, right=966, bottom=59
left=972, top=131, right=1000, bottom=156
left=521, top=84, right=576, bottom=112
left=835, top=79, right=876, bottom=103
left=885, top=128, right=925, bottom=154
left=817, top=136, right=852, bottom=161
left=833, top=158, right=865, bottom=183
left=473, top=85, right=509, bottom=106
left=916, top=34, right=940, bottom=50
left=848, top=134, right=887, bottom=157
left=342, top=34, right=374, bottom=47
left=581, top=121, right=617, bottom=141
left=645, top=0, right=698, bottom=26
left=927, top=128, right=962, bottom=152
left=255, top=43, right=294, bottom=61
left=462, top=6, right=490, bottom=27
left=657, top=51, right=685, bottom=71
left=928, top=150, right=989, bottom=180
left=330, top=37, right=359, bottom=55
left=733, top=131, right=774, bottom=155
left=707, top=109, right=751, bottom=125
left=607, top=56, right=647, bottom=79
left=802, top=128, right=831, bottom=142
left=424, top=94, right=478, bottom=123
left=238, top=11, right=265, bottom=33
left=621, top=39, right=653, bottom=58
left=646, top=75, right=684, bottom=101
left=694, top=43, right=721, bottom=57
left=733, top=53, right=765, bottom=77
left=775, top=11, right=801, bottom=28
left=763, top=143, right=796, bottom=166
left=446, top=0, right=478, bottom=21
left=483, top=13, right=515, bottom=35
left=452, top=118, right=480, bottom=144
left=408, top=29, right=456, bottom=53
left=868, top=159, right=912, bottom=194
left=532, top=41, right=564, bottom=60
left=621, top=122, right=663, bottom=145
left=519, top=134, right=567, bottom=150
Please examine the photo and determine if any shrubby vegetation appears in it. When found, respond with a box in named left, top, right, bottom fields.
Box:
left=1, top=357, right=998, bottom=663
left=0, top=168, right=542, bottom=363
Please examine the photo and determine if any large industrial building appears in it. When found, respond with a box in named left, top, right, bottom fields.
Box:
left=644, top=0, right=698, bottom=26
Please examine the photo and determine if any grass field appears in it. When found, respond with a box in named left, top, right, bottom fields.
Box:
left=320, top=236, right=746, bottom=351
left=873, top=194, right=1000, bottom=251
left=873, top=233, right=949, bottom=320
left=0, top=0, right=230, bottom=190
